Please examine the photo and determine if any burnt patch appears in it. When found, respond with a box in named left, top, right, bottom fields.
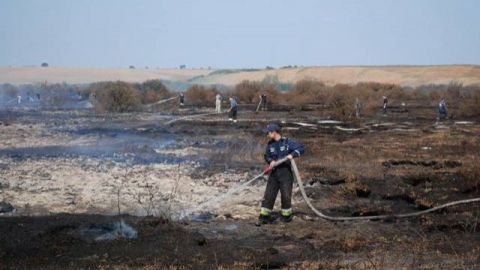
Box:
left=383, top=160, right=462, bottom=169
left=308, top=176, right=346, bottom=186
left=355, top=188, right=371, bottom=198
left=461, top=184, right=480, bottom=195
left=402, top=176, right=430, bottom=186
left=382, top=194, right=416, bottom=205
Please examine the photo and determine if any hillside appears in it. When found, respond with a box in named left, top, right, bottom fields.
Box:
left=1, top=65, right=480, bottom=87
left=193, top=65, right=480, bottom=87
left=0, top=67, right=211, bottom=85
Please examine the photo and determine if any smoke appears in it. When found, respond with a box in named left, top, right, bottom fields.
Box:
left=94, top=220, right=138, bottom=241
left=80, top=220, right=138, bottom=241
left=0, top=82, right=92, bottom=110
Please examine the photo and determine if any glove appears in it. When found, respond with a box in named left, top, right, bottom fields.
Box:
left=263, top=166, right=271, bottom=174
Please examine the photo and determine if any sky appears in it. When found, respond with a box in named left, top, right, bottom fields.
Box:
left=0, top=0, right=479, bottom=68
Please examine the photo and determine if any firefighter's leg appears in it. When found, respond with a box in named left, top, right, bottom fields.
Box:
left=278, top=167, right=294, bottom=222
left=257, top=173, right=280, bottom=225
left=232, top=108, right=237, bottom=122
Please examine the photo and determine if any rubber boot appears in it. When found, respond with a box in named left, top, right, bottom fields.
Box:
left=255, top=214, right=275, bottom=226
left=280, top=214, right=293, bottom=223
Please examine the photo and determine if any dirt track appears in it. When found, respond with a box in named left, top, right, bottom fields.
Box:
left=0, top=105, right=479, bottom=269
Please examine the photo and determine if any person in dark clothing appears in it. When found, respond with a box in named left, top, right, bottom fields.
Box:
left=260, top=94, right=267, bottom=111
left=179, top=93, right=185, bottom=106
left=256, top=123, right=305, bottom=226
left=382, top=96, right=388, bottom=114
left=228, top=97, right=238, bottom=123
left=438, top=98, right=447, bottom=120
left=354, top=97, right=361, bottom=119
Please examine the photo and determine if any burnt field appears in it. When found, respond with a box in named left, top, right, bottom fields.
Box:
left=0, top=103, right=480, bottom=269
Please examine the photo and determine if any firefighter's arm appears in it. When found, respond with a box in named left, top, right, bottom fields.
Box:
left=264, top=144, right=274, bottom=165
left=288, top=139, right=305, bottom=158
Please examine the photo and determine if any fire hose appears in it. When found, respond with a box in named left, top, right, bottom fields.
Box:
left=286, top=158, right=480, bottom=221
left=144, top=96, right=178, bottom=108
left=165, top=112, right=225, bottom=125
left=190, top=157, right=480, bottom=222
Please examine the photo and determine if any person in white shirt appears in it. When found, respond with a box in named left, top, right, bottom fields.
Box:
left=215, top=94, right=222, bottom=113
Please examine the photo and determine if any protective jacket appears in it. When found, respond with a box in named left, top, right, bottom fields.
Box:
left=264, top=137, right=305, bottom=165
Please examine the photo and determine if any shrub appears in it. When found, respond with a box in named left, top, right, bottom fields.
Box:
left=230, top=80, right=281, bottom=105
left=232, top=80, right=263, bottom=103
left=1, top=83, right=18, bottom=99
left=287, top=80, right=328, bottom=106
left=89, top=81, right=140, bottom=112
left=139, top=80, right=172, bottom=104
left=185, top=84, right=218, bottom=106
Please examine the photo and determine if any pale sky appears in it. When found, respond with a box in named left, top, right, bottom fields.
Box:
left=0, top=0, right=479, bottom=68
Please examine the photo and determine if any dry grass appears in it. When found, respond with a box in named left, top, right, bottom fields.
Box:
left=185, top=84, right=219, bottom=106
left=89, top=81, right=141, bottom=112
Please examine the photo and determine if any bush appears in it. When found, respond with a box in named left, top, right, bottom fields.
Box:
left=185, top=84, right=218, bottom=106
left=139, top=80, right=172, bottom=104
left=229, top=80, right=281, bottom=105
left=232, top=80, right=263, bottom=103
left=287, top=80, right=327, bottom=106
left=1, top=83, right=18, bottom=99
left=89, top=81, right=140, bottom=112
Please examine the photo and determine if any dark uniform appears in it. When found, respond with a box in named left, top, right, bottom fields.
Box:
left=260, top=94, right=267, bottom=111
left=179, top=94, right=185, bottom=106
left=382, top=96, right=388, bottom=114
left=229, top=98, right=238, bottom=121
left=259, top=136, right=305, bottom=223
left=438, top=99, right=447, bottom=120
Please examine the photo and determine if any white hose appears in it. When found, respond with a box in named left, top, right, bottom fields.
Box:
left=290, top=159, right=480, bottom=221
left=143, top=96, right=178, bottom=108
left=165, top=112, right=225, bottom=125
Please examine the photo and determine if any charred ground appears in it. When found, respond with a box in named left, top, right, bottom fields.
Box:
left=0, top=102, right=479, bottom=269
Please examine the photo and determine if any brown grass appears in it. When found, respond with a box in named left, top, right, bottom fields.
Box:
left=89, top=81, right=141, bottom=112
left=185, top=84, right=219, bottom=106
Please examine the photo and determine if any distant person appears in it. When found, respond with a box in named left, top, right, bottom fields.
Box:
left=438, top=98, right=448, bottom=120
left=228, top=97, right=238, bottom=123
left=354, top=97, right=361, bottom=119
left=36, top=93, right=41, bottom=100
left=16, top=95, right=22, bottom=104
left=382, top=96, right=388, bottom=114
left=260, top=94, right=267, bottom=111
left=215, top=93, right=222, bottom=113
left=179, top=93, right=185, bottom=106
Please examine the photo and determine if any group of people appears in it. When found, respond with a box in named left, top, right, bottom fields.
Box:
left=13, top=93, right=41, bottom=104
left=178, top=93, right=269, bottom=123
left=354, top=95, right=448, bottom=120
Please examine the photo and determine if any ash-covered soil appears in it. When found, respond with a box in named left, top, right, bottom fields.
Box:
left=0, top=106, right=479, bottom=269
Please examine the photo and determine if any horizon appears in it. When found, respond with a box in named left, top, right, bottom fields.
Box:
left=1, top=0, right=479, bottom=68
left=2, top=64, right=480, bottom=70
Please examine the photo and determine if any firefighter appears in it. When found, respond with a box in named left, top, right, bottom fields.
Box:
left=216, top=93, right=222, bottom=113
left=438, top=98, right=447, bottom=120
left=260, top=94, right=267, bottom=111
left=382, top=96, right=388, bottom=114
left=179, top=93, right=185, bottom=106
left=256, top=123, right=305, bottom=226
left=354, top=97, right=361, bottom=118
left=228, top=97, right=238, bottom=123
